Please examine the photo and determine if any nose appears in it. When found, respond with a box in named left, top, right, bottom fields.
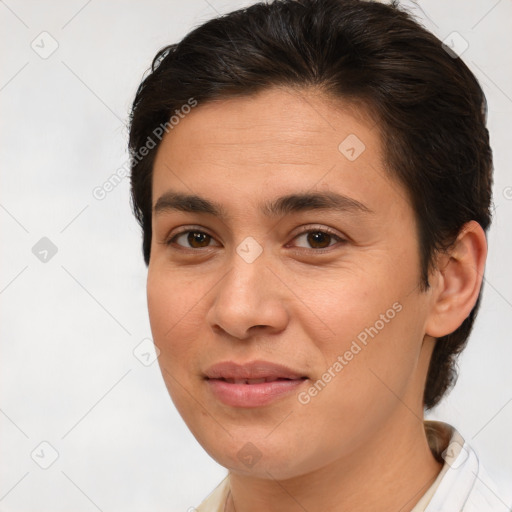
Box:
left=206, top=251, right=290, bottom=340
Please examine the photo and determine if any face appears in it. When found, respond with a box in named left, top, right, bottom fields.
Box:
left=147, top=87, right=436, bottom=479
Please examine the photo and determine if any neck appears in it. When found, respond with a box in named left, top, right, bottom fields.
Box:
left=226, top=415, right=442, bottom=512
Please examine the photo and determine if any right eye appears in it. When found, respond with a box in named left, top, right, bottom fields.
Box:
left=166, top=229, right=220, bottom=250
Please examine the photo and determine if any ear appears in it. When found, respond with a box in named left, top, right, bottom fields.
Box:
left=425, top=221, right=488, bottom=338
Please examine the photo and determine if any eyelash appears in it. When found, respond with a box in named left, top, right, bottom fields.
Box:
left=164, top=225, right=347, bottom=252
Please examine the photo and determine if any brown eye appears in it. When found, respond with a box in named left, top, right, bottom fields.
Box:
left=169, top=230, right=215, bottom=249
left=187, top=231, right=211, bottom=248
left=306, top=231, right=332, bottom=248
left=293, top=229, right=343, bottom=250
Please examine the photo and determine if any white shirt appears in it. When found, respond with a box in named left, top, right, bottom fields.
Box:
left=196, top=421, right=510, bottom=511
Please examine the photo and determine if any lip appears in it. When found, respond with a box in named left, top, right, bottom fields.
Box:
left=204, top=360, right=308, bottom=408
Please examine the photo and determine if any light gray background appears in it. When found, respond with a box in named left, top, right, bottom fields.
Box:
left=1, top=1, right=511, bottom=510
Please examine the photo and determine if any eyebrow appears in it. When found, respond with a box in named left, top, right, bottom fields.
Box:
left=153, top=190, right=374, bottom=219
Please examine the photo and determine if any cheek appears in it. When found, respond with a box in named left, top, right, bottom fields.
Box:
left=146, top=269, right=204, bottom=368
left=146, top=269, right=207, bottom=422
left=292, top=304, right=424, bottom=462
left=296, top=260, right=425, bottom=397
left=286, top=263, right=399, bottom=348
left=318, top=294, right=425, bottom=410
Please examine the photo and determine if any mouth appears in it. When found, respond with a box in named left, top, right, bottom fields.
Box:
left=204, top=360, right=308, bottom=407
left=216, top=377, right=303, bottom=384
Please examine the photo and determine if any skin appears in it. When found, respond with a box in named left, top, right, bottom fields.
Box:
left=146, top=86, right=487, bottom=512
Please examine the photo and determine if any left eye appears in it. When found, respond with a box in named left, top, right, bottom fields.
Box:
left=291, top=230, right=344, bottom=249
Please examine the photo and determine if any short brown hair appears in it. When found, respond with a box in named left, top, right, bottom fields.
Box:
left=128, top=0, right=493, bottom=409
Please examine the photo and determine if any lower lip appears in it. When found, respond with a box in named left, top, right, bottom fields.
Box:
left=206, top=378, right=307, bottom=407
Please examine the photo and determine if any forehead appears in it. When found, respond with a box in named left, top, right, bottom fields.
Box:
left=151, top=86, right=405, bottom=219
left=155, top=87, right=376, bottom=161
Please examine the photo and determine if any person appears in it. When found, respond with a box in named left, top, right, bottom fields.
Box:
left=127, top=0, right=509, bottom=510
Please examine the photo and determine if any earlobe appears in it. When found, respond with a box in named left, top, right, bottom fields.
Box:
left=425, top=221, right=488, bottom=338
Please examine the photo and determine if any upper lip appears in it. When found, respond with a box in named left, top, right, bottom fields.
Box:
left=204, top=360, right=307, bottom=381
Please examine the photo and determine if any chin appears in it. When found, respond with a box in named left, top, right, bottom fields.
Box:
left=197, top=431, right=315, bottom=480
